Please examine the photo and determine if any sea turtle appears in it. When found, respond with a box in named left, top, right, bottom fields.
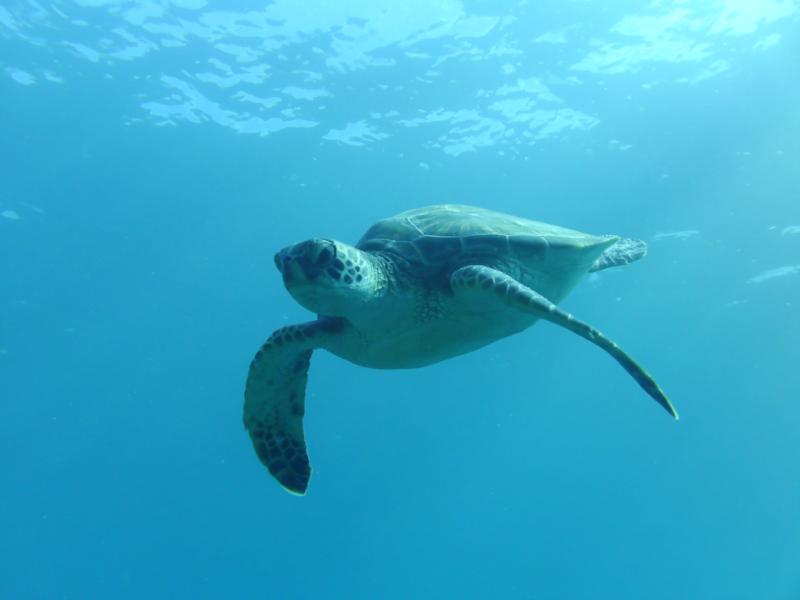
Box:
left=244, top=204, right=678, bottom=495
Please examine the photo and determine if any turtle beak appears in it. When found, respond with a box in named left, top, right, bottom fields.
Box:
left=275, top=248, right=301, bottom=284
left=275, top=240, right=336, bottom=284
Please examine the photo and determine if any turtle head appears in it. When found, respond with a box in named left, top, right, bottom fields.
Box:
left=274, top=238, right=382, bottom=317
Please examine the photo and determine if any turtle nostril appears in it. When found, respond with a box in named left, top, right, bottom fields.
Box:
left=275, top=252, right=290, bottom=272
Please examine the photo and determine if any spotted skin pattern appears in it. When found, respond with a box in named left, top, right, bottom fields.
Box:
left=450, top=265, right=678, bottom=419
left=332, top=244, right=369, bottom=285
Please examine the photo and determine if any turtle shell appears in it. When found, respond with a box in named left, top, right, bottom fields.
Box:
left=357, top=204, right=617, bottom=274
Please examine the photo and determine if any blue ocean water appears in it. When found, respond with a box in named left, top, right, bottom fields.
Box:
left=2, top=1, right=799, bottom=598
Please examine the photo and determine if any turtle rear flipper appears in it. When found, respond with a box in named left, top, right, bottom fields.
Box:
left=590, top=238, right=647, bottom=272
left=450, top=264, right=678, bottom=419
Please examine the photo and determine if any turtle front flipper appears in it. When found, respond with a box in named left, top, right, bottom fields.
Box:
left=450, top=265, right=678, bottom=419
left=244, top=322, right=323, bottom=495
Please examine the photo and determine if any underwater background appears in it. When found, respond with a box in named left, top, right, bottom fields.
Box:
left=1, top=1, right=799, bottom=598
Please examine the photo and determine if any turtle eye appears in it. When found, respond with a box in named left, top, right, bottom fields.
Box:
left=316, top=247, right=333, bottom=266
